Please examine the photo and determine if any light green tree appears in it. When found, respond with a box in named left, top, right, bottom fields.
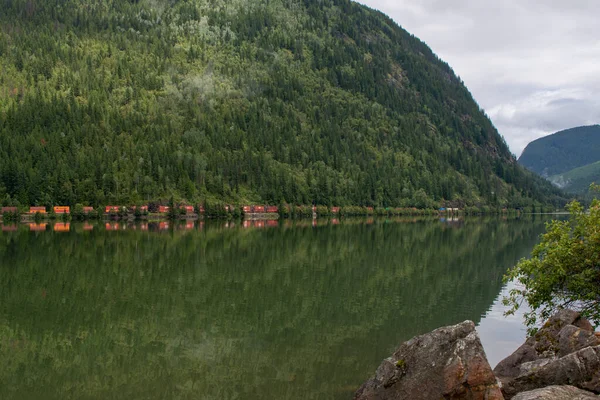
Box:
left=504, top=184, right=600, bottom=332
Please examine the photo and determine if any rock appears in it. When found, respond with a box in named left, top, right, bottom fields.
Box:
left=512, top=385, right=598, bottom=400
left=354, top=320, right=503, bottom=400
left=494, top=310, right=598, bottom=383
left=501, top=345, right=600, bottom=398
left=557, top=325, right=600, bottom=357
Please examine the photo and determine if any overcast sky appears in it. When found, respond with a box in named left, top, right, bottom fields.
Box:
left=356, top=0, right=600, bottom=156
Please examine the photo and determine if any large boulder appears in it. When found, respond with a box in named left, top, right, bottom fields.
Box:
left=494, top=309, right=599, bottom=384
left=501, top=345, right=600, bottom=398
left=354, top=320, right=503, bottom=400
left=512, top=385, right=598, bottom=400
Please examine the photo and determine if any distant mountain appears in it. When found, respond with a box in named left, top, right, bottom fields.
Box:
left=549, top=160, right=600, bottom=195
left=0, top=0, right=566, bottom=208
left=518, top=125, right=600, bottom=177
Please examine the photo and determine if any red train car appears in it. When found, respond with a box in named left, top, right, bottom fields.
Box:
left=180, top=205, right=194, bottom=214
left=105, top=206, right=120, bottom=213
left=1, top=207, right=18, bottom=214
left=159, top=206, right=170, bottom=213
left=331, top=207, right=340, bottom=214
left=54, top=206, right=70, bottom=214
left=242, top=206, right=252, bottom=213
left=197, top=205, right=205, bottom=214
left=266, top=206, right=278, bottom=213
left=254, top=205, right=266, bottom=213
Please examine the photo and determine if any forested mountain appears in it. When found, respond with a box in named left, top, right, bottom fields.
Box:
left=518, top=125, right=600, bottom=177
left=0, top=0, right=565, bottom=208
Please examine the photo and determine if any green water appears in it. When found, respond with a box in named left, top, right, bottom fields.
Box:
left=0, top=217, right=549, bottom=400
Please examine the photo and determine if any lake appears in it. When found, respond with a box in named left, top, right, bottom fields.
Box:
left=0, top=216, right=551, bottom=399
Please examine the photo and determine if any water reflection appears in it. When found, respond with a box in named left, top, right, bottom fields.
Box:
left=0, top=217, right=550, bottom=399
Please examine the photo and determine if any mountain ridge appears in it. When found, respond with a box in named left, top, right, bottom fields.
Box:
left=518, top=125, right=600, bottom=177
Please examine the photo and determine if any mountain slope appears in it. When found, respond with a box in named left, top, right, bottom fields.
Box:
left=0, top=0, right=565, bottom=208
left=549, top=160, right=600, bottom=195
left=518, top=125, right=600, bottom=177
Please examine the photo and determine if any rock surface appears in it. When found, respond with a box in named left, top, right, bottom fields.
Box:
left=512, top=385, right=598, bottom=400
left=501, top=346, right=600, bottom=398
left=494, top=309, right=599, bottom=386
left=354, top=320, right=503, bottom=400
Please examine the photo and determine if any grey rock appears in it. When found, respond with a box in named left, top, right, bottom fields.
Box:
left=512, top=385, right=598, bottom=400
left=558, top=325, right=600, bottom=358
left=494, top=310, right=597, bottom=383
left=354, top=320, right=503, bottom=400
left=502, top=345, right=600, bottom=399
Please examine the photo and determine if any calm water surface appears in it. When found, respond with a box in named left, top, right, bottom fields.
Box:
left=0, top=217, right=551, bottom=399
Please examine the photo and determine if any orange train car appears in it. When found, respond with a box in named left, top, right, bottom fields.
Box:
left=105, top=206, right=121, bottom=213
left=30, top=206, right=47, bottom=214
left=54, top=206, right=70, bottom=214
left=53, top=223, right=70, bottom=232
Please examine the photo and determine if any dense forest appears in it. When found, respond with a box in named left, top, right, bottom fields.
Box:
left=0, top=0, right=566, bottom=208
left=519, top=125, right=600, bottom=177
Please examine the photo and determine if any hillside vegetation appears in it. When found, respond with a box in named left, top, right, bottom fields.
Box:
left=0, top=0, right=565, bottom=208
left=518, top=125, right=600, bottom=177
left=550, top=161, right=600, bottom=195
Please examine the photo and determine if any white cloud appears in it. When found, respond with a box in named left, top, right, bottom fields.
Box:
left=356, top=0, right=600, bottom=156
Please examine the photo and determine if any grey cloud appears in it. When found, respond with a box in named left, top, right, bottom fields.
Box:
left=357, top=0, right=600, bottom=156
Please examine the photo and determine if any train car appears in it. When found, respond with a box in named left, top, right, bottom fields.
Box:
left=266, top=206, right=278, bottom=213
left=83, top=207, right=94, bottom=214
left=105, top=206, right=120, bottom=213
left=197, top=205, right=205, bottom=214
left=1, top=207, right=18, bottom=214
left=54, top=206, right=70, bottom=214
left=242, top=205, right=252, bottom=213
left=30, top=206, right=47, bottom=214
left=331, top=207, right=340, bottom=214
left=254, top=205, right=266, bottom=213
left=131, top=205, right=148, bottom=213
left=158, top=206, right=170, bottom=213
left=180, top=205, right=194, bottom=214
